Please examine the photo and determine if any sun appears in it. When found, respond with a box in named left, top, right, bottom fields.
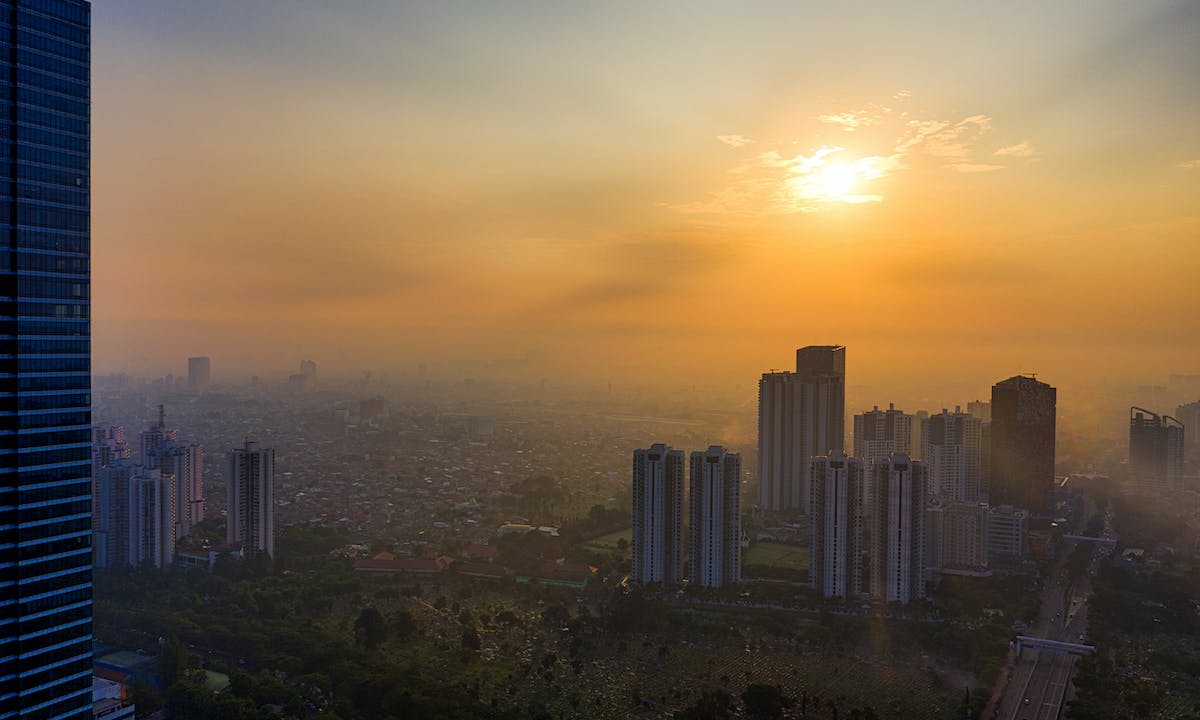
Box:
left=817, top=163, right=856, bottom=198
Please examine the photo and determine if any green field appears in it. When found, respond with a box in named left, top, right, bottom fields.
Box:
left=583, top=527, right=632, bottom=553
left=744, top=542, right=810, bottom=571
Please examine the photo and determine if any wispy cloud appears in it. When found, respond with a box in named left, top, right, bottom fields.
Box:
left=673, top=95, right=1025, bottom=216
left=1178, top=159, right=1200, bottom=169
left=717, top=134, right=754, bottom=148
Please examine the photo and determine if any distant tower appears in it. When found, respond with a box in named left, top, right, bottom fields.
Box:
left=227, top=441, right=276, bottom=557
left=757, top=345, right=846, bottom=513
left=300, top=359, right=317, bottom=378
left=921, top=407, right=982, bottom=503
left=188, top=356, right=212, bottom=390
left=631, top=444, right=684, bottom=587
left=853, top=404, right=913, bottom=465
left=1129, top=407, right=1184, bottom=492
left=810, top=451, right=866, bottom=599
left=872, top=454, right=927, bottom=604
left=990, top=375, right=1056, bottom=514
left=688, top=446, right=742, bottom=589
left=1176, top=400, right=1200, bottom=452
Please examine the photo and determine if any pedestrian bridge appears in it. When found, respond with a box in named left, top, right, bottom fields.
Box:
left=1016, top=636, right=1096, bottom=656
left=1062, top=535, right=1116, bottom=545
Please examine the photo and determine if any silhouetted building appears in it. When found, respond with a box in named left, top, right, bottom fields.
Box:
left=872, top=455, right=927, bottom=604
left=921, top=407, right=982, bottom=503
left=853, top=404, right=913, bottom=465
left=688, top=446, right=742, bottom=589
left=300, top=359, right=317, bottom=377
left=188, top=356, right=211, bottom=390
left=967, top=400, right=992, bottom=423
left=1177, top=400, right=1200, bottom=451
left=985, top=504, right=1028, bottom=560
left=757, top=345, right=845, bottom=512
left=810, top=452, right=865, bottom=599
left=631, top=444, right=684, bottom=587
left=227, top=441, right=276, bottom=557
left=1129, top=407, right=1184, bottom=492
left=0, top=3, right=94, bottom=715
left=990, top=375, right=1056, bottom=513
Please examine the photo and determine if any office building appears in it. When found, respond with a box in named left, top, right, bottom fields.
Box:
left=985, top=504, right=1027, bottom=560
left=758, top=345, right=845, bottom=513
left=631, top=444, right=684, bottom=587
left=227, top=441, right=276, bottom=558
left=921, top=408, right=982, bottom=503
left=926, top=500, right=988, bottom=574
left=809, top=452, right=865, bottom=599
left=187, top=356, right=211, bottom=391
left=872, top=455, right=927, bottom=604
left=990, top=375, right=1056, bottom=514
left=1129, top=407, right=1185, bottom=492
left=688, top=446, right=742, bottom=589
left=1177, top=400, right=1200, bottom=451
left=0, top=3, right=93, bottom=716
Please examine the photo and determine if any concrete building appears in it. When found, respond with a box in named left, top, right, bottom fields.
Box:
left=227, top=441, right=276, bottom=558
left=140, top=408, right=204, bottom=539
left=758, top=345, right=846, bottom=513
left=1176, top=400, right=1200, bottom=452
left=688, top=446, right=742, bottom=589
left=809, top=452, right=865, bottom=599
left=967, top=400, right=992, bottom=423
left=1129, top=407, right=1185, bottom=492
left=632, top=443, right=684, bottom=587
left=130, top=468, right=177, bottom=568
left=921, top=408, right=982, bottom=503
left=872, top=454, right=927, bottom=604
left=990, top=375, right=1056, bottom=514
left=188, top=356, right=211, bottom=390
left=927, top=500, right=988, bottom=574
left=985, top=504, right=1028, bottom=560
left=853, top=404, right=913, bottom=465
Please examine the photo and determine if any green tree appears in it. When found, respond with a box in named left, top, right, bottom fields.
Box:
left=742, top=683, right=789, bottom=720
left=353, top=607, right=388, bottom=649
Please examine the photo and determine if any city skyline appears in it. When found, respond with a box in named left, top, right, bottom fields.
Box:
left=89, top=2, right=1200, bottom=391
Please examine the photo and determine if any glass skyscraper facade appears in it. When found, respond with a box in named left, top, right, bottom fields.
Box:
left=0, top=2, right=91, bottom=718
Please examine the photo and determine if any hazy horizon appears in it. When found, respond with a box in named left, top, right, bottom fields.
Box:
left=93, top=1, right=1200, bottom=393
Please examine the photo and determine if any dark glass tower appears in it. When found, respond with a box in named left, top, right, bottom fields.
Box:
left=990, top=375, right=1056, bottom=515
left=0, top=2, right=92, bottom=718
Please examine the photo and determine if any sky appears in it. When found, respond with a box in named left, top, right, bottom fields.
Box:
left=93, top=1, right=1200, bottom=400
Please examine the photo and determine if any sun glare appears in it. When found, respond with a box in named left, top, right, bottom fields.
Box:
left=818, top=163, right=856, bottom=198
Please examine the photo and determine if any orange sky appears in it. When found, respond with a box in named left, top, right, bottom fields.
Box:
left=92, top=2, right=1200, bottom=401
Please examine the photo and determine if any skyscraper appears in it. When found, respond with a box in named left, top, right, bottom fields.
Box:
left=853, top=404, right=913, bottom=466
left=921, top=407, right=982, bottom=503
left=227, top=441, right=276, bottom=558
left=757, top=345, right=845, bottom=513
left=872, top=454, right=927, bottom=604
left=809, top=451, right=865, bottom=599
left=140, top=408, right=203, bottom=538
left=1176, top=400, right=1200, bottom=452
left=1128, top=407, right=1184, bottom=492
left=631, top=443, right=684, bottom=587
left=688, top=446, right=741, bottom=589
left=187, top=356, right=211, bottom=391
left=0, top=3, right=92, bottom=717
left=990, top=375, right=1056, bottom=514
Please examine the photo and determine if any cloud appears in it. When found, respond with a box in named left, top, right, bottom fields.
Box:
left=994, top=141, right=1040, bottom=159
left=717, top=134, right=753, bottom=148
left=675, top=96, right=1025, bottom=217
left=1178, top=159, right=1200, bottom=169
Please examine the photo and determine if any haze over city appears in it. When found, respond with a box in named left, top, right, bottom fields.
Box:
left=93, top=1, right=1200, bottom=395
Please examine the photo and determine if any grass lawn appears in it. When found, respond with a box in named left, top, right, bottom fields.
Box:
left=744, top=542, right=810, bottom=571
left=583, top=527, right=632, bottom=553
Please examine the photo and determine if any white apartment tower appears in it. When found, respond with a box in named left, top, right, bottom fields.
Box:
left=141, top=407, right=205, bottom=540
left=758, top=345, right=846, bottom=513
left=689, top=446, right=742, bottom=589
left=921, top=408, right=982, bottom=503
left=853, top=404, right=913, bottom=465
left=872, top=454, right=928, bottom=604
left=129, top=467, right=177, bottom=568
left=631, top=443, right=684, bottom=587
left=809, top=451, right=865, bottom=599
left=227, top=441, right=276, bottom=558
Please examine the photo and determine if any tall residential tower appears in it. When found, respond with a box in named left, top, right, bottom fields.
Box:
left=688, top=446, right=741, bottom=589
left=227, top=441, right=276, bottom=558
left=631, top=444, right=684, bottom=587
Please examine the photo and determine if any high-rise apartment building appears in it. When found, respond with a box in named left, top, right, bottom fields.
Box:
left=853, top=404, right=913, bottom=465
left=1129, top=407, right=1184, bottom=492
left=140, top=409, right=203, bottom=538
left=227, top=441, right=276, bottom=558
left=985, top=504, right=1028, bottom=560
left=926, top=500, right=988, bottom=574
left=187, top=356, right=211, bottom=391
left=967, top=400, right=992, bottom=423
left=1176, top=400, right=1200, bottom=452
left=990, top=375, right=1056, bottom=514
left=0, top=3, right=93, bottom=716
left=631, top=444, right=684, bottom=586
left=93, top=460, right=176, bottom=570
left=757, top=345, right=845, bottom=513
left=872, top=455, right=927, bottom=604
left=688, top=446, right=741, bottom=589
left=921, top=408, right=982, bottom=503
left=809, top=452, right=865, bottom=599
left=911, top=410, right=930, bottom=460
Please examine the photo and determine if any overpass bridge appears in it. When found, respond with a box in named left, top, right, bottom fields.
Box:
left=1016, top=635, right=1096, bottom=656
